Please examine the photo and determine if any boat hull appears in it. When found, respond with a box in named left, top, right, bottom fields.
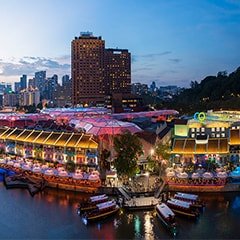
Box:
left=84, top=207, right=119, bottom=222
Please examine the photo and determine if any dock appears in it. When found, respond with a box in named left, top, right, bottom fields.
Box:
left=124, top=196, right=160, bottom=210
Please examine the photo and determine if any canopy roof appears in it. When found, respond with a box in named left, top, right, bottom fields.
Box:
left=229, top=129, right=240, bottom=145
left=0, top=127, right=97, bottom=149
left=172, top=138, right=228, bottom=154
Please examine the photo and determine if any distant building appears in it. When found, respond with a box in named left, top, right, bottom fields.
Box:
left=14, top=82, right=21, bottom=93
left=72, top=32, right=105, bottom=106
left=42, top=74, right=58, bottom=101
left=20, top=74, right=27, bottom=90
left=104, top=48, right=131, bottom=95
left=53, top=76, right=72, bottom=107
left=19, top=88, right=40, bottom=106
left=35, top=71, right=46, bottom=96
left=28, top=78, right=36, bottom=89
left=131, top=83, right=148, bottom=95
left=150, top=81, right=156, bottom=93
left=3, top=92, right=19, bottom=107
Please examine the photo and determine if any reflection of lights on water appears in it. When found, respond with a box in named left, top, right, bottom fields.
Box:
left=97, top=223, right=101, bottom=230
left=232, top=196, right=240, bottom=209
left=134, top=215, right=141, bottom=235
left=144, top=212, right=154, bottom=240
left=127, top=214, right=134, bottom=225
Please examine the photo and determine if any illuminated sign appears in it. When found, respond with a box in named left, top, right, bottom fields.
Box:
left=174, top=125, right=189, bottom=137
left=194, top=112, right=206, bottom=122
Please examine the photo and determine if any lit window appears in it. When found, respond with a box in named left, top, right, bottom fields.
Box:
left=191, top=134, right=195, bottom=138
left=216, top=134, right=220, bottom=138
left=191, top=128, right=195, bottom=132
left=196, top=128, right=200, bottom=132
left=201, top=128, right=205, bottom=132
left=216, top=127, right=220, bottom=132
left=221, top=127, right=225, bottom=131
left=211, top=128, right=215, bottom=132
left=221, top=133, right=225, bottom=137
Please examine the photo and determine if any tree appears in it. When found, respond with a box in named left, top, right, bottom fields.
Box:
left=153, top=142, right=171, bottom=177
left=99, top=149, right=111, bottom=171
left=66, top=159, right=76, bottom=172
left=113, top=131, right=143, bottom=179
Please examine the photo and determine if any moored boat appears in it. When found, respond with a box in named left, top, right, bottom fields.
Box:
left=174, top=192, right=205, bottom=209
left=166, top=198, right=199, bottom=219
left=156, top=203, right=178, bottom=236
left=78, top=194, right=109, bottom=213
left=82, top=200, right=119, bottom=224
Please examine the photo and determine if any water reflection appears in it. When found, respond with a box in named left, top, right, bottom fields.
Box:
left=0, top=184, right=240, bottom=239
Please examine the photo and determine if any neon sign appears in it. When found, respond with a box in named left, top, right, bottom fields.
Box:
left=194, top=112, right=206, bottom=122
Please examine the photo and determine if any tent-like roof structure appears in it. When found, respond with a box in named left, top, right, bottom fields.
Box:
left=229, top=129, right=240, bottom=145
left=0, top=127, right=97, bottom=149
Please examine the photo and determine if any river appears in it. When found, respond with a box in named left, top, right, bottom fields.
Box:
left=0, top=183, right=240, bottom=239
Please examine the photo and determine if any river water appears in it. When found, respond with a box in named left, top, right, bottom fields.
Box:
left=0, top=182, right=240, bottom=239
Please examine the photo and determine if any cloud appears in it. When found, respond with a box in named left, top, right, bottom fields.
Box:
left=132, top=67, right=153, bottom=73
left=0, top=56, right=70, bottom=77
left=169, top=58, right=182, bottom=63
left=132, top=51, right=172, bottom=63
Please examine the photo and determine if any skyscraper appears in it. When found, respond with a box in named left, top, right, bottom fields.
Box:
left=104, top=48, right=131, bottom=95
left=35, top=71, right=46, bottom=95
left=72, top=32, right=105, bottom=106
left=20, top=74, right=27, bottom=90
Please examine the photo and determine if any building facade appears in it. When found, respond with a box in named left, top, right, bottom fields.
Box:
left=19, top=88, right=40, bottom=106
left=72, top=32, right=105, bottom=106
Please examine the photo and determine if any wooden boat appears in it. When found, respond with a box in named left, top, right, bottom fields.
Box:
left=78, top=194, right=109, bottom=213
left=124, top=197, right=159, bottom=211
left=156, top=203, right=178, bottom=236
left=82, top=200, right=119, bottom=224
left=166, top=198, right=199, bottom=219
left=174, top=192, right=205, bottom=209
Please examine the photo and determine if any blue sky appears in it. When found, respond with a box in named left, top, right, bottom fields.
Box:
left=0, top=0, right=239, bottom=87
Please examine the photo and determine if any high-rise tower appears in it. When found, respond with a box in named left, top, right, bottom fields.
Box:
left=71, top=32, right=105, bottom=106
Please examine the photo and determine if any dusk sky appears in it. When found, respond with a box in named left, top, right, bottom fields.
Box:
left=0, top=0, right=239, bottom=87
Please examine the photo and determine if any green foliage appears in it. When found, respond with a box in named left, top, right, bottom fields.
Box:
left=113, top=131, right=143, bottom=178
left=99, top=149, right=111, bottom=171
left=161, top=67, right=240, bottom=114
left=154, top=143, right=171, bottom=161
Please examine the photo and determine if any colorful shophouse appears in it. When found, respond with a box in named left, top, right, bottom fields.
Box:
left=171, top=118, right=230, bottom=166
left=0, top=127, right=98, bottom=167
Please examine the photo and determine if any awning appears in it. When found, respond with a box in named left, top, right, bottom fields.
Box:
left=0, top=127, right=98, bottom=149
left=172, top=138, right=228, bottom=154
left=229, top=129, right=240, bottom=145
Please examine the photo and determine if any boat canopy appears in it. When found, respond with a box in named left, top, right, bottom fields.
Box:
left=175, top=192, right=198, bottom=201
left=96, top=200, right=116, bottom=210
left=90, top=194, right=106, bottom=201
left=156, top=203, right=175, bottom=218
left=168, top=199, right=191, bottom=209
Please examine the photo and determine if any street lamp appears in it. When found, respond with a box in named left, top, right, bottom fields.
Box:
left=150, top=148, right=154, bottom=156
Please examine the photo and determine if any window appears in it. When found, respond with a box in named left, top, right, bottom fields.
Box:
left=211, top=133, right=215, bottom=138
left=216, top=134, right=220, bottom=138
left=201, top=128, right=205, bottom=132
left=196, top=128, right=200, bottom=132
left=216, top=127, right=220, bottom=132
left=211, top=127, right=215, bottom=132
left=191, top=134, right=195, bottom=138
left=221, top=127, right=225, bottom=132
left=191, top=128, right=195, bottom=132
left=221, top=133, right=225, bottom=137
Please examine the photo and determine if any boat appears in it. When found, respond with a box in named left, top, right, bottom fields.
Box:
left=156, top=203, right=178, bottom=236
left=82, top=200, right=119, bottom=224
left=166, top=198, right=199, bottom=219
left=174, top=192, right=205, bottom=209
left=78, top=194, right=109, bottom=213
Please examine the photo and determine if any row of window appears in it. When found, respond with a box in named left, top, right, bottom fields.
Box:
left=191, top=127, right=225, bottom=132
left=191, top=133, right=225, bottom=138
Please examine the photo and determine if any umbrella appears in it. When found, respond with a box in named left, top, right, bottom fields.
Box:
left=58, top=170, right=68, bottom=177
left=166, top=171, right=175, bottom=177
left=88, top=173, right=100, bottom=181
left=217, top=172, right=228, bottom=178
left=32, top=167, right=41, bottom=173
left=191, top=172, right=200, bottom=179
left=177, top=172, right=188, bottom=179
left=202, top=172, right=213, bottom=179
left=0, top=159, right=6, bottom=164
left=13, top=163, right=21, bottom=168
left=44, top=169, right=54, bottom=176
left=72, top=172, right=83, bottom=179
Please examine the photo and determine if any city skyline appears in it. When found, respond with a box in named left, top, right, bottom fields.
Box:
left=0, top=0, right=239, bottom=87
